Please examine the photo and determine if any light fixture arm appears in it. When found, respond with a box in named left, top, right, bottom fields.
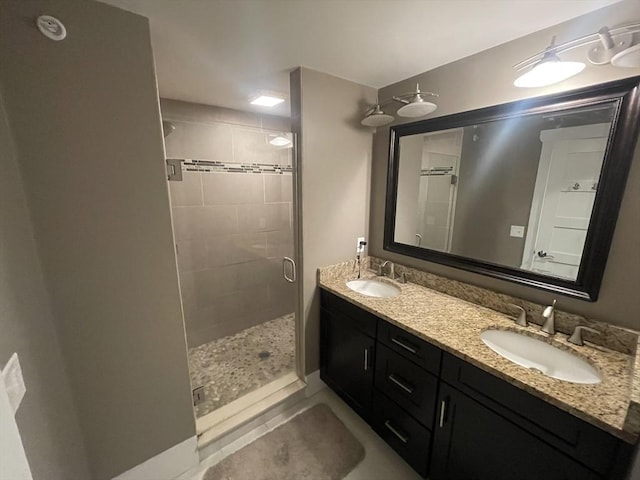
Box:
left=363, top=84, right=438, bottom=112
left=391, top=83, right=439, bottom=104
left=514, top=22, right=640, bottom=71
left=361, top=83, right=439, bottom=126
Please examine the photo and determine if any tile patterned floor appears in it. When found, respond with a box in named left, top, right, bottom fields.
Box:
left=188, top=313, right=296, bottom=418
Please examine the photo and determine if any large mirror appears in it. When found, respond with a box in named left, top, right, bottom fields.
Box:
left=384, top=77, right=640, bottom=301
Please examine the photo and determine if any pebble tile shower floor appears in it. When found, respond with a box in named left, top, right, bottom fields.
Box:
left=188, top=314, right=295, bottom=418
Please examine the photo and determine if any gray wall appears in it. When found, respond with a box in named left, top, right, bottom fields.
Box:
left=291, top=68, right=376, bottom=374
left=0, top=94, right=90, bottom=480
left=0, top=2, right=195, bottom=479
left=370, top=0, right=640, bottom=330
left=452, top=119, right=541, bottom=266
left=161, top=99, right=294, bottom=347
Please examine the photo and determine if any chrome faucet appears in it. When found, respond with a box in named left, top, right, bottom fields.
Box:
left=568, top=326, right=601, bottom=346
left=378, top=260, right=395, bottom=280
left=508, top=304, right=527, bottom=327
left=541, top=299, right=557, bottom=335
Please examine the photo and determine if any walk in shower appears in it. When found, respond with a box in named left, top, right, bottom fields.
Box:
left=162, top=100, right=298, bottom=420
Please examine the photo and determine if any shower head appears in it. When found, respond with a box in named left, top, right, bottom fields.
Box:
left=162, top=120, right=176, bottom=138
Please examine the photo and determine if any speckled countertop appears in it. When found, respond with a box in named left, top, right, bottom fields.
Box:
left=319, top=262, right=640, bottom=444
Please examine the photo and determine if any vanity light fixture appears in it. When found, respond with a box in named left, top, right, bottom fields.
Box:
left=394, top=84, right=438, bottom=118
left=361, top=84, right=438, bottom=127
left=514, top=37, right=585, bottom=88
left=514, top=22, right=640, bottom=88
left=249, top=91, right=285, bottom=107
left=361, top=104, right=395, bottom=127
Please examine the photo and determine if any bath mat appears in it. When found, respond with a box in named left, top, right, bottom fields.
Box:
left=203, top=403, right=365, bottom=480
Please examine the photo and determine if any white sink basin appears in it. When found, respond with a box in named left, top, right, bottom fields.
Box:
left=346, top=279, right=401, bottom=298
left=480, top=329, right=601, bottom=384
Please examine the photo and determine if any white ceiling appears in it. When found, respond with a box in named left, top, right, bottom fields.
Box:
left=101, top=0, right=620, bottom=117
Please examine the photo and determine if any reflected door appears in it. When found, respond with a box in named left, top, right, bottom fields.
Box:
left=523, top=124, right=609, bottom=279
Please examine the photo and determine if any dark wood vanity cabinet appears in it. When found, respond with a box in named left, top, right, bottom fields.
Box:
left=371, top=327, right=442, bottom=476
left=431, top=354, right=628, bottom=480
left=320, top=290, right=377, bottom=420
left=319, top=290, right=633, bottom=480
left=431, top=382, right=600, bottom=480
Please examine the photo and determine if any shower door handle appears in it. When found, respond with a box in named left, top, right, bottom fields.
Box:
left=283, top=257, right=297, bottom=283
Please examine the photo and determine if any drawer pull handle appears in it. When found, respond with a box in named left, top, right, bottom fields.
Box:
left=364, top=348, right=368, bottom=371
left=439, top=399, right=447, bottom=428
left=391, top=337, right=417, bottom=354
left=384, top=420, right=409, bottom=444
left=388, top=374, right=415, bottom=394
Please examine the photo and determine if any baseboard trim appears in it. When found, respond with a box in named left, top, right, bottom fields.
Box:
left=305, top=369, right=326, bottom=397
left=112, top=436, right=198, bottom=480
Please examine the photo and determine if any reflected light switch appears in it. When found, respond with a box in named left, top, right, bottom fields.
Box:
left=510, top=225, right=525, bottom=238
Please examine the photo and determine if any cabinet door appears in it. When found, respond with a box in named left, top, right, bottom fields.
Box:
left=320, top=307, right=374, bottom=418
left=431, top=383, right=601, bottom=480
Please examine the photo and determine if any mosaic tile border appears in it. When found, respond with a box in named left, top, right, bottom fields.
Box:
left=169, top=158, right=293, bottom=175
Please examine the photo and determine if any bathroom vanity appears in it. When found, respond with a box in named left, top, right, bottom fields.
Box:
left=319, top=262, right=638, bottom=479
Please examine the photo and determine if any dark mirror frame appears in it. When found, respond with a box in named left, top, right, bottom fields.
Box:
left=384, top=76, right=640, bottom=301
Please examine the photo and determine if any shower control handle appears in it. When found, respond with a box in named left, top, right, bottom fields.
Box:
left=282, top=257, right=297, bottom=283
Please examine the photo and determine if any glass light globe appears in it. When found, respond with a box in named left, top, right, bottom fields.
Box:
left=514, top=58, right=585, bottom=88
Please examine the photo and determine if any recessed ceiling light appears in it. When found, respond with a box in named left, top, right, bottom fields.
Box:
left=249, top=92, right=285, bottom=107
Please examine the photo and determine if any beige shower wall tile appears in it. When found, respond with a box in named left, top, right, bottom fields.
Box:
left=202, top=172, right=264, bottom=205
left=233, top=127, right=285, bottom=165
left=175, top=239, right=208, bottom=272
left=192, top=259, right=274, bottom=307
left=268, top=281, right=296, bottom=314
left=261, top=115, right=291, bottom=132
left=164, top=120, right=233, bottom=161
left=169, top=171, right=203, bottom=206
left=264, top=174, right=292, bottom=203
left=205, top=233, right=268, bottom=267
left=237, top=203, right=290, bottom=233
left=266, top=230, right=294, bottom=259
left=213, top=286, right=271, bottom=324
left=171, top=205, right=238, bottom=241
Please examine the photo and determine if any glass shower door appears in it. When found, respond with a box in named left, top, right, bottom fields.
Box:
left=165, top=120, right=298, bottom=419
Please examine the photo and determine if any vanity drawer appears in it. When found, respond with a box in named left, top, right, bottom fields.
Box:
left=372, top=391, right=431, bottom=477
left=441, top=353, right=630, bottom=476
left=378, top=320, right=441, bottom=374
left=375, top=343, right=438, bottom=428
left=320, top=289, right=377, bottom=338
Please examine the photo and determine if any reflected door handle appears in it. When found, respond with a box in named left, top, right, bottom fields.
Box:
left=282, top=257, right=296, bottom=283
left=537, top=250, right=555, bottom=259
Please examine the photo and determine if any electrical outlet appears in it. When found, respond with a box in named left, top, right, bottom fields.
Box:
left=192, top=386, right=205, bottom=406
left=356, top=237, right=366, bottom=253
left=510, top=225, right=525, bottom=238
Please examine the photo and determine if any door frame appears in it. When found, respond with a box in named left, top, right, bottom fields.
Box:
left=521, top=123, right=611, bottom=272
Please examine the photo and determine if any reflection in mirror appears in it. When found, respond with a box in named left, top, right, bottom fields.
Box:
left=386, top=78, right=640, bottom=300
left=394, top=103, right=616, bottom=282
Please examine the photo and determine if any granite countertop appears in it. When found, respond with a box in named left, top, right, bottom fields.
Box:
left=318, top=263, right=640, bottom=444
